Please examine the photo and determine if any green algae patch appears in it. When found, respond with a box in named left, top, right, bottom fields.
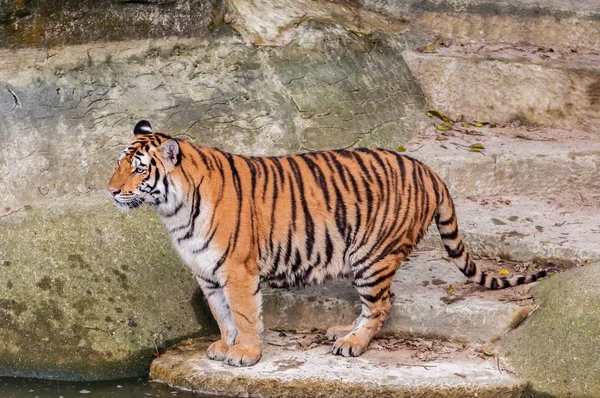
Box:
left=0, top=198, right=217, bottom=381
left=499, top=263, right=600, bottom=397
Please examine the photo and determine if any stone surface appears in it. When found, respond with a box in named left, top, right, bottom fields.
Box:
left=0, top=28, right=428, bottom=214
left=499, top=263, right=600, bottom=397
left=0, top=196, right=217, bottom=381
left=405, top=126, right=600, bottom=197
left=360, top=0, right=600, bottom=50
left=404, top=44, right=600, bottom=132
left=151, top=331, right=527, bottom=398
left=0, top=0, right=217, bottom=48
left=420, top=194, right=600, bottom=267
left=223, top=0, right=407, bottom=46
left=263, top=250, right=538, bottom=344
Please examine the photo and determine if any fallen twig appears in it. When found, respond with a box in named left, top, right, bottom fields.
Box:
left=397, top=363, right=436, bottom=369
left=83, top=325, right=112, bottom=338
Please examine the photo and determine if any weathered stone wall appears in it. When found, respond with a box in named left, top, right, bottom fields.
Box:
left=359, top=0, right=600, bottom=50
left=0, top=2, right=429, bottom=380
left=0, top=26, right=428, bottom=215
left=0, top=0, right=217, bottom=48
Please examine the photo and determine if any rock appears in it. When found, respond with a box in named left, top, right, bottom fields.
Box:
left=150, top=331, right=527, bottom=398
left=404, top=44, right=600, bottom=132
left=0, top=27, right=427, bottom=214
left=420, top=195, right=600, bottom=267
left=360, top=0, right=600, bottom=50
left=0, top=0, right=216, bottom=49
left=499, top=263, right=600, bottom=397
left=224, top=0, right=406, bottom=46
left=0, top=197, right=217, bottom=381
left=263, top=250, right=538, bottom=344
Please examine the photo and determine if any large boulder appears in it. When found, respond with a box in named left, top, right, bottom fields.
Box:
left=499, top=263, right=600, bottom=397
left=0, top=197, right=217, bottom=381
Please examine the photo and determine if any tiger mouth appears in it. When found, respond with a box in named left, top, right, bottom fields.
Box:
left=113, top=197, right=145, bottom=209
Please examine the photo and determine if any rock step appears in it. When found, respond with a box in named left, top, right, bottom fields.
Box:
left=150, top=331, right=527, bottom=398
left=262, top=250, right=539, bottom=344
left=363, top=0, right=600, bottom=50
left=406, top=127, right=600, bottom=197
left=420, top=195, right=600, bottom=267
left=403, top=44, right=600, bottom=132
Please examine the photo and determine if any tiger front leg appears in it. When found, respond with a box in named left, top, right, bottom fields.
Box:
left=326, top=321, right=357, bottom=340
left=196, top=276, right=238, bottom=361
left=223, top=264, right=263, bottom=367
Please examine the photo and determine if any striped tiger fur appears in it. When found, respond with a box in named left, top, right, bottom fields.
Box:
left=108, top=120, right=546, bottom=366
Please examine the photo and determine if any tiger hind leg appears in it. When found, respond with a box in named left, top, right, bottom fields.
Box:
left=332, top=258, right=398, bottom=357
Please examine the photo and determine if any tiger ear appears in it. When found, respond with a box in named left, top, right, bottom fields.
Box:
left=134, top=120, right=152, bottom=135
left=161, top=139, right=180, bottom=166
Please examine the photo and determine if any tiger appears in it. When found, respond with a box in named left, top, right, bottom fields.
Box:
left=108, top=120, right=546, bottom=367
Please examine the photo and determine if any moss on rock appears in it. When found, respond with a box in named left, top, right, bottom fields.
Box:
left=499, top=263, right=600, bottom=397
left=0, top=197, right=217, bottom=381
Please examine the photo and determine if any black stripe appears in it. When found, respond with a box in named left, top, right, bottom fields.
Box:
left=446, top=242, right=464, bottom=258
left=193, top=227, right=217, bottom=254
left=440, top=229, right=459, bottom=240
left=438, top=213, right=455, bottom=226
left=164, top=202, right=184, bottom=218
left=283, top=226, right=294, bottom=265
left=224, top=152, right=243, bottom=249
left=324, top=229, right=334, bottom=266
left=289, top=157, right=315, bottom=260
left=359, top=288, right=388, bottom=303
left=355, top=268, right=396, bottom=288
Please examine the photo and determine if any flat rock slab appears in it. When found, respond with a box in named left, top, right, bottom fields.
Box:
left=263, top=250, right=538, bottom=343
left=404, top=44, right=600, bottom=131
left=150, top=332, right=526, bottom=398
left=406, top=126, right=600, bottom=197
left=420, top=194, right=600, bottom=267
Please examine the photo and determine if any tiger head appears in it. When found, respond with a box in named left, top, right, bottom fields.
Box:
left=108, top=120, right=180, bottom=209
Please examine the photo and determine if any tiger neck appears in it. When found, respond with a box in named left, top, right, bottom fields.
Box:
left=154, top=170, right=219, bottom=238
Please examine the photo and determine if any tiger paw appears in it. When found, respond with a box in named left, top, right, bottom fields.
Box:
left=332, top=334, right=368, bottom=357
left=326, top=324, right=355, bottom=340
left=206, top=339, right=230, bottom=361
left=225, top=344, right=262, bottom=367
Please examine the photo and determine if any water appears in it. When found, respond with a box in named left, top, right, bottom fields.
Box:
left=0, top=377, right=223, bottom=398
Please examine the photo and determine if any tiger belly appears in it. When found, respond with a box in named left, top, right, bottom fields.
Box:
left=258, top=226, right=354, bottom=288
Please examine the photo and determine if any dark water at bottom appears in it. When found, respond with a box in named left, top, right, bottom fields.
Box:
left=0, top=377, right=222, bottom=398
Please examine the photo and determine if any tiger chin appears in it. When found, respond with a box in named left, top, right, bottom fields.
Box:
left=108, top=120, right=546, bottom=367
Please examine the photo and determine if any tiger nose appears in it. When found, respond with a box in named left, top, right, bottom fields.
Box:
left=108, top=188, right=120, bottom=197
